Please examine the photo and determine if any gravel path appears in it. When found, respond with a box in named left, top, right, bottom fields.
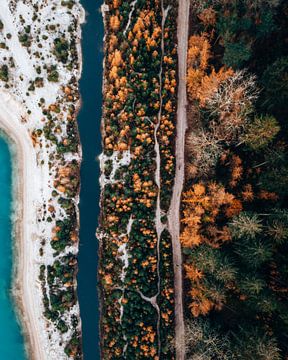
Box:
left=167, top=0, right=190, bottom=358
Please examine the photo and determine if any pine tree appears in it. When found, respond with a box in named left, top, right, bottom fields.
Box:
left=185, top=319, right=234, bottom=360
left=242, top=115, right=280, bottom=150
left=261, top=57, right=288, bottom=116
left=229, top=212, right=263, bottom=239
left=231, top=327, right=281, bottom=360
left=234, top=236, right=273, bottom=269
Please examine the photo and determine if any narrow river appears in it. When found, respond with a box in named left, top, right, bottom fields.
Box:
left=0, top=135, right=26, bottom=359
left=77, top=1, right=103, bottom=359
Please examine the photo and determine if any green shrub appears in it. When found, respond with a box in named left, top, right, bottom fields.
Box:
left=53, top=37, right=70, bottom=64
left=61, top=0, right=75, bottom=9
left=242, top=115, right=280, bottom=150
left=18, top=32, right=31, bottom=47
left=0, top=64, right=9, bottom=82
left=47, top=66, right=59, bottom=82
left=223, top=41, right=252, bottom=68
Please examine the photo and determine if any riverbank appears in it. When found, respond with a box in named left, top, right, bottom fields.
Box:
left=0, top=1, right=85, bottom=358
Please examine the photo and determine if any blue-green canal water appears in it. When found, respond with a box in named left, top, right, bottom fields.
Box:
left=77, top=1, right=103, bottom=359
left=0, top=135, right=26, bottom=359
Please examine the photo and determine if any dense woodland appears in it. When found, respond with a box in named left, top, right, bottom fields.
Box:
left=99, top=0, right=178, bottom=358
left=181, top=0, right=288, bottom=359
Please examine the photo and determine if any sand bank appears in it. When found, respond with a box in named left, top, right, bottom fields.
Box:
left=0, top=91, right=46, bottom=359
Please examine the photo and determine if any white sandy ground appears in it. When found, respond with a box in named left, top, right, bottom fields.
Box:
left=0, top=91, right=46, bottom=360
left=0, top=1, right=85, bottom=359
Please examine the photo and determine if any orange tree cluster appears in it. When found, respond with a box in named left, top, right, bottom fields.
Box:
left=99, top=0, right=177, bottom=358
left=181, top=1, right=288, bottom=358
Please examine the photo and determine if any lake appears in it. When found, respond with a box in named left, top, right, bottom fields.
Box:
left=0, top=134, right=26, bottom=360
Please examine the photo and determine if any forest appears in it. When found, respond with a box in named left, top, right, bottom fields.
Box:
left=99, top=0, right=178, bottom=358
left=181, top=0, right=288, bottom=359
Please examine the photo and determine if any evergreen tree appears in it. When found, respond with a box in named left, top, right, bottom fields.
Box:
left=231, top=327, right=281, bottom=360
left=261, top=57, right=288, bottom=117
left=242, top=115, right=280, bottom=151
left=229, top=212, right=263, bottom=239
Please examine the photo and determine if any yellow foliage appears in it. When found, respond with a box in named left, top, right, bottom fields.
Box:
left=188, top=34, right=211, bottom=70
left=185, top=264, right=203, bottom=281
left=112, top=0, right=121, bottom=8
left=229, top=154, right=243, bottom=187
left=109, top=15, right=120, bottom=31
left=187, top=68, right=204, bottom=99
left=225, top=198, right=243, bottom=218
left=111, top=49, right=123, bottom=67
left=108, top=34, right=118, bottom=52
left=133, top=17, right=145, bottom=33
left=198, top=7, right=217, bottom=26
left=188, top=286, right=215, bottom=317
left=197, top=67, right=234, bottom=107
left=164, top=100, right=173, bottom=112
left=181, top=182, right=235, bottom=248
left=187, top=34, right=234, bottom=106
left=109, top=66, right=118, bottom=80
left=241, top=184, right=254, bottom=202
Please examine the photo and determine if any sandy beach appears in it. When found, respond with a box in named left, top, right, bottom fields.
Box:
left=0, top=91, right=45, bottom=360
left=0, top=0, right=85, bottom=358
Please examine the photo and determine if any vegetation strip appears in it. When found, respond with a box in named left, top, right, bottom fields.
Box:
left=0, top=1, right=84, bottom=358
left=98, top=0, right=178, bottom=358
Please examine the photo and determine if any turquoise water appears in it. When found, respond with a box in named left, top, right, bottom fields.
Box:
left=0, top=135, right=26, bottom=359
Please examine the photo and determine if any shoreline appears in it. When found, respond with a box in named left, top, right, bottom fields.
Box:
left=0, top=128, right=30, bottom=360
left=0, top=91, right=44, bottom=360
left=0, top=1, right=86, bottom=358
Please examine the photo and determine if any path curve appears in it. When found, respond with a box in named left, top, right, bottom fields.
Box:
left=0, top=91, right=46, bottom=360
left=167, top=0, right=190, bottom=359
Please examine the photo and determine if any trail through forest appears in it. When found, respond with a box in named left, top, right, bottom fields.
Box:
left=167, top=0, right=190, bottom=358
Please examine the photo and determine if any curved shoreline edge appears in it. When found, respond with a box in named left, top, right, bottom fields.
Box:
left=0, top=128, right=30, bottom=360
left=0, top=1, right=86, bottom=358
left=0, top=91, right=45, bottom=360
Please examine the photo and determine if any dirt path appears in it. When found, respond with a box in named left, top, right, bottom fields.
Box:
left=167, top=0, right=190, bottom=358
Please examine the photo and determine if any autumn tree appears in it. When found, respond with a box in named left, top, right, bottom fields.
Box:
left=187, top=34, right=234, bottom=107
left=207, top=70, right=259, bottom=142
left=185, top=130, right=222, bottom=178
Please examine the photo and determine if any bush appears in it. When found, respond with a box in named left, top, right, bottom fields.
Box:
left=0, top=64, right=9, bottom=82
left=53, top=37, right=70, bottom=64
left=61, top=0, right=75, bottom=9
left=18, top=32, right=31, bottom=47
left=47, top=66, right=59, bottom=82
